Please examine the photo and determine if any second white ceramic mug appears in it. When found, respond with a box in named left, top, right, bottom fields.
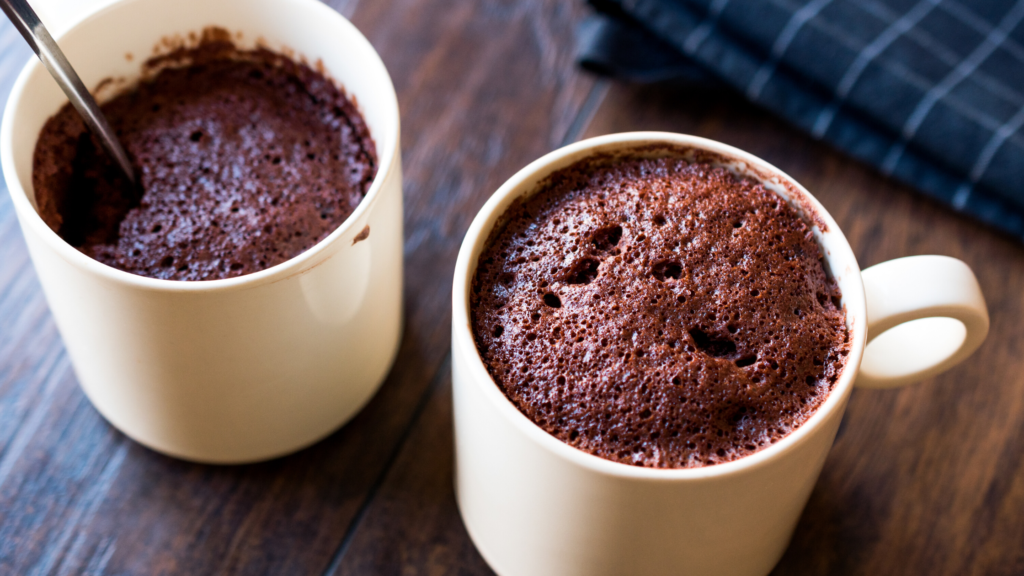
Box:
left=451, top=132, right=988, bottom=576
left=1, top=0, right=403, bottom=463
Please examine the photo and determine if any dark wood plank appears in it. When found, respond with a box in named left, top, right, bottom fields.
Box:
left=330, top=78, right=1024, bottom=575
left=0, top=1, right=598, bottom=574
left=330, top=367, right=496, bottom=576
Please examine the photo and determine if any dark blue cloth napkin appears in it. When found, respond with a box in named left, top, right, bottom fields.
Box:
left=578, top=0, right=1024, bottom=241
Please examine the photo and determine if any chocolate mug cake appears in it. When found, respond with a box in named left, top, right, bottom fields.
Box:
left=32, top=30, right=376, bottom=281
left=470, top=152, right=850, bottom=468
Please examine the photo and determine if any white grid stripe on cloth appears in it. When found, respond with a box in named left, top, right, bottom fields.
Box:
left=595, top=0, right=1024, bottom=237
left=943, top=0, right=1024, bottom=65
left=765, top=0, right=1016, bottom=140
left=858, top=0, right=1024, bottom=108
left=684, top=0, right=731, bottom=54
left=746, top=0, right=834, bottom=99
left=882, top=0, right=1024, bottom=174
left=970, top=105, right=1024, bottom=182
left=811, top=0, right=939, bottom=138
left=951, top=183, right=973, bottom=209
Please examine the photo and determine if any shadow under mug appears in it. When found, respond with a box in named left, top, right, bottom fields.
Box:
left=451, top=132, right=988, bottom=576
left=1, top=0, right=403, bottom=463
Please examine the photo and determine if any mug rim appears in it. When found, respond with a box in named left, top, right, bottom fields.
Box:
left=0, top=0, right=400, bottom=294
left=452, top=131, right=868, bottom=481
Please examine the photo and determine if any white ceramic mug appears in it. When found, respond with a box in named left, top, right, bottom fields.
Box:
left=1, top=0, right=403, bottom=463
left=451, top=132, right=988, bottom=576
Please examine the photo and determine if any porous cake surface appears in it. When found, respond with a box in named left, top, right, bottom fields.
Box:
left=32, top=35, right=376, bottom=281
left=471, top=155, right=849, bottom=468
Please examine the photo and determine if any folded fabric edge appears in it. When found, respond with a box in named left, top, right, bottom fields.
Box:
left=577, top=0, right=1024, bottom=242
left=576, top=13, right=720, bottom=85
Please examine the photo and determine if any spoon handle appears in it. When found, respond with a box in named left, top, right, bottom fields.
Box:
left=0, top=0, right=136, bottom=185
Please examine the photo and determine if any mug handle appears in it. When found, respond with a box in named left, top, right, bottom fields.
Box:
left=856, top=255, right=989, bottom=389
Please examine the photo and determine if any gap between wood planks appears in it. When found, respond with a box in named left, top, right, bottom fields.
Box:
left=318, top=77, right=611, bottom=575
left=562, top=79, right=610, bottom=148
left=320, top=352, right=453, bottom=576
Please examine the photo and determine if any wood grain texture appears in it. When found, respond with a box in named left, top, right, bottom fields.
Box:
left=329, top=368, right=495, bottom=576
left=1, top=2, right=1022, bottom=575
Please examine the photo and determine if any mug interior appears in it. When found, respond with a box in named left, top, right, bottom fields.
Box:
left=453, top=132, right=868, bottom=480
left=0, top=0, right=399, bottom=290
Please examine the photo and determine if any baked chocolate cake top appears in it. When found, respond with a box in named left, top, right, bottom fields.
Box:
left=470, top=154, right=849, bottom=469
left=32, top=32, right=376, bottom=281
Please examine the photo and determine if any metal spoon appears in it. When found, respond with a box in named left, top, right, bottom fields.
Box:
left=1, top=0, right=136, bottom=185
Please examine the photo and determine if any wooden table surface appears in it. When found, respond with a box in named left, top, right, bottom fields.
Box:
left=1, top=1, right=1022, bottom=574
